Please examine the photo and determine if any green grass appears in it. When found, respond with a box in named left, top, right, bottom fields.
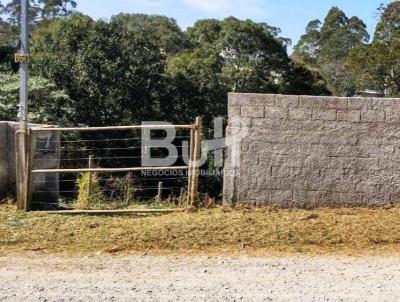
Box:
left=1, top=204, right=400, bottom=256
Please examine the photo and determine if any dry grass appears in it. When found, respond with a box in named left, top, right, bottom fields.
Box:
left=1, top=204, right=400, bottom=256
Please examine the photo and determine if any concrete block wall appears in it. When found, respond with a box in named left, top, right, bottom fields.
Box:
left=0, top=121, right=60, bottom=204
left=0, top=122, right=9, bottom=198
left=223, top=93, right=400, bottom=207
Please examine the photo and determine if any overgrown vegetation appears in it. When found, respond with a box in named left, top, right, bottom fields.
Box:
left=2, top=204, right=400, bottom=256
left=75, top=172, right=106, bottom=209
left=72, top=173, right=184, bottom=210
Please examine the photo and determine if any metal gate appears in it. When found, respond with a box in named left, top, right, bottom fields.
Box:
left=17, top=118, right=202, bottom=212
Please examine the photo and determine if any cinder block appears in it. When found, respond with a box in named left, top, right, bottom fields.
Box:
left=299, top=95, right=321, bottom=108
left=337, top=110, right=361, bottom=122
left=347, top=97, right=371, bottom=110
left=361, top=109, right=385, bottom=123
left=312, top=109, right=336, bottom=121
left=264, top=107, right=287, bottom=120
left=228, top=106, right=241, bottom=117
left=241, top=106, right=264, bottom=118
left=326, top=97, right=348, bottom=110
left=269, top=190, right=293, bottom=202
left=385, top=111, right=400, bottom=123
left=370, top=98, right=399, bottom=110
left=229, top=93, right=275, bottom=106
left=288, top=108, right=312, bottom=120
left=302, top=96, right=347, bottom=110
left=276, top=94, right=300, bottom=108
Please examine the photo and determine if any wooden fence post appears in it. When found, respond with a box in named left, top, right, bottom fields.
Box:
left=125, top=172, right=133, bottom=206
left=15, top=131, right=24, bottom=210
left=16, top=130, right=32, bottom=212
left=157, top=181, right=163, bottom=201
left=88, top=155, right=93, bottom=197
left=189, top=117, right=202, bottom=207
left=187, top=126, right=195, bottom=204
left=25, top=130, right=32, bottom=211
left=180, top=187, right=185, bottom=206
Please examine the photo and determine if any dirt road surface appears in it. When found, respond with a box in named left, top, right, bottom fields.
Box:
left=1, top=255, right=400, bottom=301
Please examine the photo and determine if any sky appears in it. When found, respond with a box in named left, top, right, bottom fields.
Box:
left=2, top=0, right=392, bottom=51
left=73, top=0, right=392, bottom=52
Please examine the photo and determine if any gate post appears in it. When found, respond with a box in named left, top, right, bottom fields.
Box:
left=16, top=129, right=32, bottom=211
left=15, top=131, right=25, bottom=210
left=189, top=117, right=202, bottom=207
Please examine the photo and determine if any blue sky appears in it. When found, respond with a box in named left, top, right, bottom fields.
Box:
left=3, top=0, right=391, bottom=50
left=75, top=0, right=391, bottom=51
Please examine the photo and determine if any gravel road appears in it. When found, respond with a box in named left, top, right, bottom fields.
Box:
left=1, top=255, right=400, bottom=301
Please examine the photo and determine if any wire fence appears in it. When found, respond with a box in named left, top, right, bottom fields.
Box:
left=27, top=122, right=200, bottom=211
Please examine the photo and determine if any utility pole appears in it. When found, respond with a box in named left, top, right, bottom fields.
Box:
left=15, top=0, right=30, bottom=211
left=19, top=0, right=29, bottom=129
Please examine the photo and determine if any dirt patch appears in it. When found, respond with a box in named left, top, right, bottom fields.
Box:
left=1, top=255, right=400, bottom=301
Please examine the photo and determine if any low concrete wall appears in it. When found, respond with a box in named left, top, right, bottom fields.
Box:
left=0, top=122, right=60, bottom=205
left=0, top=122, right=9, bottom=198
left=223, top=93, right=400, bottom=207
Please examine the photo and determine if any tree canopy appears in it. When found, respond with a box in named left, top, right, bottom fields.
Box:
left=293, top=6, right=369, bottom=96
left=346, top=2, right=400, bottom=96
left=0, top=13, right=327, bottom=127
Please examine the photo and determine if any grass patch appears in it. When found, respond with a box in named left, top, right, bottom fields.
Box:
left=1, top=204, right=400, bottom=256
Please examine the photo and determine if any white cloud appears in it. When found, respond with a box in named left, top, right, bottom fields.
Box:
left=181, top=0, right=267, bottom=18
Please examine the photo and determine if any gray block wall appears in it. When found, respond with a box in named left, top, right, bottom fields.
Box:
left=0, top=121, right=60, bottom=203
left=0, top=122, right=9, bottom=198
left=223, top=93, right=400, bottom=207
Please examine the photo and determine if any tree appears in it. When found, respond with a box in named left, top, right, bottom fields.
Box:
left=167, top=17, right=329, bottom=133
left=110, top=14, right=186, bottom=56
left=0, top=0, right=77, bottom=25
left=280, top=61, right=330, bottom=96
left=31, top=13, right=168, bottom=126
left=293, top=7, right=369, bottom=96
left=1, top=0, right=41, bottom=25
left=292, top=20, right=321, bottom=68
left=0, top=73, right=72, bottom=123
left=39, top=0, right=77, bottom=19
left=0, top=0, right=78, bottom=71
left=374, top=1, right=400, bottom=42
left=346, top=2, right=400, bottom=96
left=183, top=17, right=290, bottom=93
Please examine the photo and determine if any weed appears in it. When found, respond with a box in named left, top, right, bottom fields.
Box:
left=75, top=172, right=106, bottom=209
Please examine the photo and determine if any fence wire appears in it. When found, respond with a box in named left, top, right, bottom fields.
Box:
left=30, top=128, right=192, bottom=210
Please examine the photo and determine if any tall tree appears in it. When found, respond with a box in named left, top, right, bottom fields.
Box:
left=2, top=0, right=41, bottom=25
left=39, top=0, right=77, bottom=19
left=293, top=7, right=369, bottom=96
left=374, top=1, right=400, bottom=42
left=110, top=14, right=186, bottom=56
left=181, top=17, right=290, bottom=93
left=1, top=0, right=77, bottom=25
left=347, top=2, right=400, bottom=96
left=0, top=0, right=79, bottom=70
left=167, top=17, right=329, bottom=128
left=292, top=20, right=321, bottom=68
